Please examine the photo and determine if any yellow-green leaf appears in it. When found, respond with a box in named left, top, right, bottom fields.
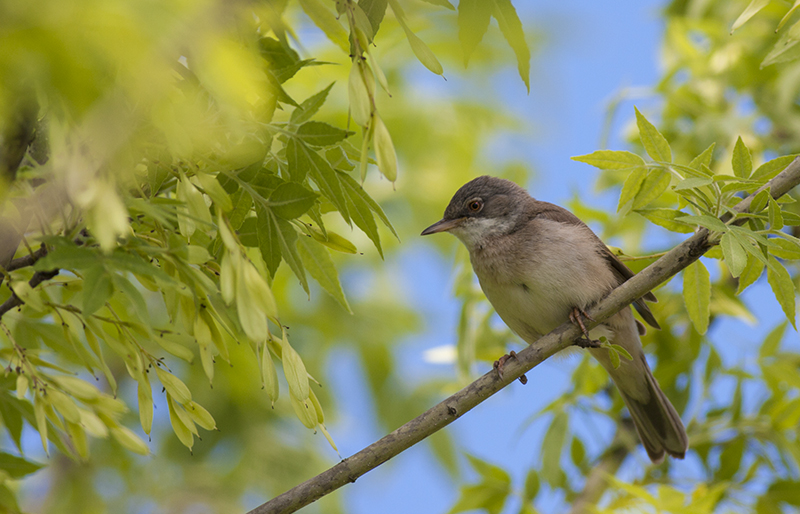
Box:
left=297, top=0, right=349, bottom=52
left=297, top=235, right=351, bottom=312
left=767, top=256, right=797, bottom=330
left=618, top=166, right=648, bottom=213
left=571, top=150, right=645, bottom=170
left=633, top=169, right=671, bottom=210
left=732, top=136, right=753, bottom=178
left=721, top=232, right=748, bottom=277
left=684, top=260, right=711, bottom=335
left=737, top=254, right=764, bottom=295
left=635, top=107, right=671, bottom=162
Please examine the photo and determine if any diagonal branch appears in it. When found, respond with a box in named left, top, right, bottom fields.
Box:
left=247, top=158, right=800, bottom=514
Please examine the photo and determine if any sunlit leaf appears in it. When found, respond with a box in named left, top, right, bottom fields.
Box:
left=684, top=260, right=711, bottom=334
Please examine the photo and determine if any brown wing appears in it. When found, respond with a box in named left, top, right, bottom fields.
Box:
left=534, top=201, right=661, bottom=330
left=602, top=250, right=661, bottom=330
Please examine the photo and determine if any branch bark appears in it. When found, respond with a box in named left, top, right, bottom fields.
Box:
left=247, top=158, right=800, bottom=514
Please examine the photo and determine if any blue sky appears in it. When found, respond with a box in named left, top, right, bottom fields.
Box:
left=325, top=1, right=675, bottom=513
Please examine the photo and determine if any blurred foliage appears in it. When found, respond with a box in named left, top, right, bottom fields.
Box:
left=0, top=0, right=533, bottom=512
left=2, top=0, right=800, bottom=513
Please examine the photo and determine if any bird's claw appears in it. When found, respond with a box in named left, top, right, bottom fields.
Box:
left=570, top=307, right=601, bottom=348
left=493, top=350, right=517, bottom=379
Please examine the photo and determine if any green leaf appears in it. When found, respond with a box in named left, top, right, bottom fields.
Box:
left=570, top=436, right=586, bottom=467
left=609, top=343, right=633, bottom=362
left=617, top=166, right=648, bottom=213
left=632, top=168, right=671, bottom=210
left=0, top=452, right=43, bottom=479
left=401, top=25, right=444, bottom=75
left=82, top=266, right=114, bottom=315
left=767, top=256, right=797, bottom=329
left=256, top=205, right=283, bottom=277
left=635, top=107, right=671, bottom=162
left=673, top=177, right=713, bottom=191
left=34, top=245, right=97, bottom=271
left=716, top=437, right=745, bottom=481
left=732, top=136, right=753, bottom=178
left=721, top=233, right=748, bottom=277
left=760, top=321, right=787, bottom=359
left=683, top=260, right=711, bottom=334
left=268, top=182, right=318, bottom=219
left=286, top=138, right=311, bottom=183
left=675, top=214, right=729, bottom=233
left=752, top=154, right=799, bottom=181
left=297, top=0, right=349, bottom=53
left=571, top=150, right=645, bottom=170
left=541, top=412, right=568, bottom=487
left=305, top=145, right=351, bottom=224
left=768, top=197, right=784, bottom=230
left=339, top=173, right=384, bottom=256
left=750, top=189, right=771, bottom=213
left=689, top=142, right=715, bottom=170
left=291, top=83, right=335, bottom=125
left=636, top=208, right=694, bottom=233
left=358, top=0, right=389, bottom=37
left=297, top=236, right=351, bottom=312
left=731, top=0, right=771, bottom=33
left=769, top=237, right=800, bottom=259
left=492, top=0, right=530, bottom=92
left=339, top=172, right=399, bottom=238
left=457, top=0, right=493, bottom=66
left=296, top=121, right=351, bottom=147
left=522, top=469, right=539, bottom=502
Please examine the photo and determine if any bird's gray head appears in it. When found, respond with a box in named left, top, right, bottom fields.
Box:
left=421, top=176, right=531, bottom=249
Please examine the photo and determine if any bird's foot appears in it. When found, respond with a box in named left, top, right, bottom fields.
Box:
left=570, top=307, right=601, bottom=348
left=493, top=350, right=517, bottom=379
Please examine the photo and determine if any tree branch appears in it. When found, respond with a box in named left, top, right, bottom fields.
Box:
left=247, top=158, right=800, bottom=514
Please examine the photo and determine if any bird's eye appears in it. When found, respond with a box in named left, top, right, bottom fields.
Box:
left=468, top=199, right=483, bottom=212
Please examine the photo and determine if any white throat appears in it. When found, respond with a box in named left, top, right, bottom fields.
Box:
left=450, top=217, right=514, bottom=250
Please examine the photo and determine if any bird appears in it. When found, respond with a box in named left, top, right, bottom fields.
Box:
left=421, top=175, right=688, bottom=463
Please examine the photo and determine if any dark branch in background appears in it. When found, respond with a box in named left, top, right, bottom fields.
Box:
left=0, top=268, right=59, bottom=320
left=246, top=158, right=800, bottom=514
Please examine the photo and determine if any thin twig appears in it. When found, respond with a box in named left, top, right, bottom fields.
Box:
left=246, top=157, right=800, bottom=514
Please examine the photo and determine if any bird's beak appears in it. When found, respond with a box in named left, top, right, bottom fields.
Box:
left=421, top=218, right=462, bottom=235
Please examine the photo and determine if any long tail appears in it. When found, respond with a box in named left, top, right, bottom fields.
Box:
left=616, top=354, right=688, bottom=463
left=591, top=345, right=688, bottom=463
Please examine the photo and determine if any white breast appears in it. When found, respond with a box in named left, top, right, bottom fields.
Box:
left=470, top=219, right=619, bottom=345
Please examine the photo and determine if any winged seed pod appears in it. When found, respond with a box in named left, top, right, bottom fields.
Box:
left=261, top=342, right=279, bottom=405
left=373, top=114, right=397, bottom=182
left=236, top=261, right=268, bottom=342
left=290, top=393, right=317, bottom=429
left=348, top=62, right=372, bottom=127
left=220, top=251, right=236, bottom=304
left=138, top=380, right=154, bottom=435
left=280, top=332, right=310, bottom=401
left=244, top=261, right=278, bottom=319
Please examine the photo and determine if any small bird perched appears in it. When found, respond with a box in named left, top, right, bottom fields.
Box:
left=421, top=175, right=688, bottom=462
